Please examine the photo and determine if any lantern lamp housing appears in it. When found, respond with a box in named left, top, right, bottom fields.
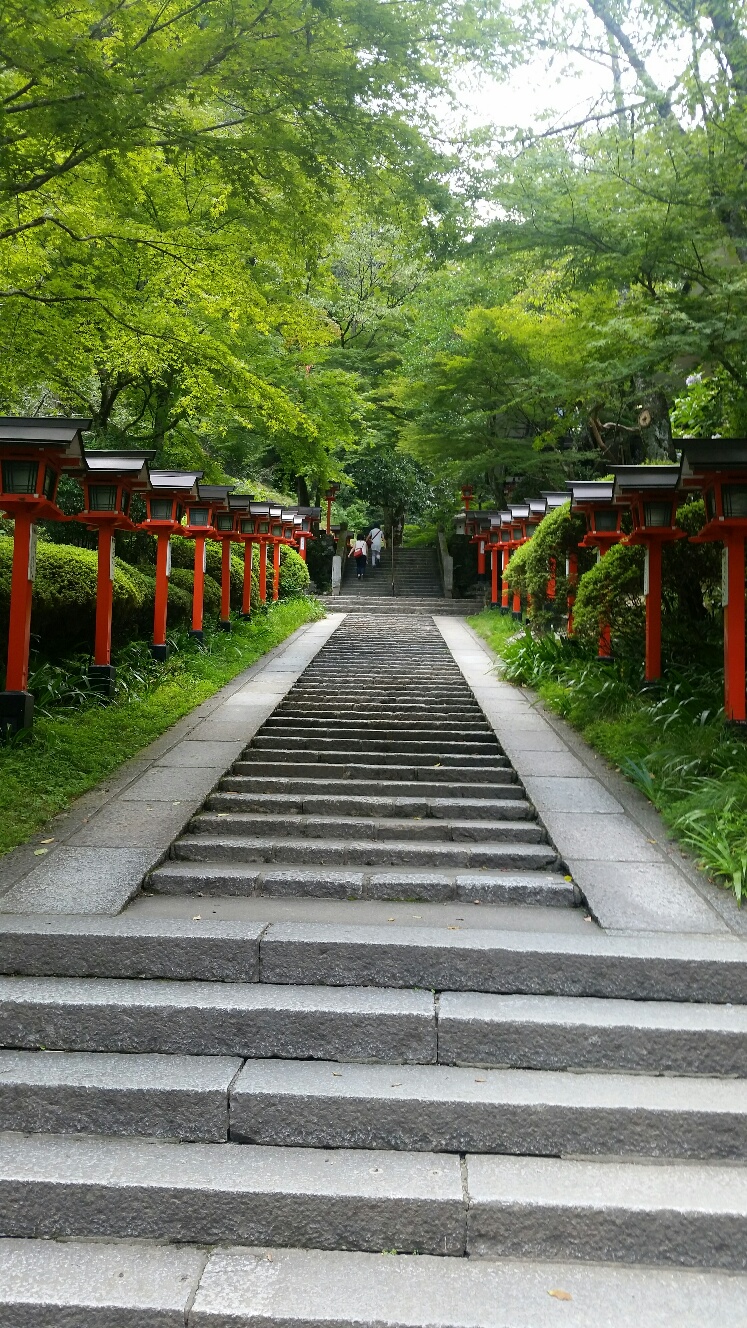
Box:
left=0, top=416, right=92, bottom=520
left=142, top=470, right=202, bottom=531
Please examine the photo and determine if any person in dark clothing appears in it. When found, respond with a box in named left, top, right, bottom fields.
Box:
left=353, top=533, right=368, bottom=578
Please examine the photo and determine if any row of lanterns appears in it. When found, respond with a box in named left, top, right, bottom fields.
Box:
left=457, top=440, right=747, bottom=727
left=0, top=418, right=321, bottom=734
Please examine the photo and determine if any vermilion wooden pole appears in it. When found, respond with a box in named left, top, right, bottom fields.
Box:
left=326, top=497, right=332, bottom=534
left=490, top=547, right=499, bottom=607
left=501, top=548, right=510, bottom=612
left=644, top=541, right=663, bottom=682
left=242, top=540, right=253, bottom=616
left=94, top=526, right=115, bottom=667
left=272, top=540, right=281, bottom=602
left=152, top=531, right=171, bottom=658
left=258, top=540, right=268, bottom=602
left=597, top=547, right=613, bottom=660
left=191, top=534, right=206, bottom=637
left=5, top=510, right=35, bottom=691
left=220, top=538, right=232, bottom=627
left=724, top=534, right=747, bottom=723
left=477, top=537, right=486, bottom=577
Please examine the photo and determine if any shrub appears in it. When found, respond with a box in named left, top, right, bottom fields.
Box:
left=571, top=542, right=646, bottom=657
left=275, top=544, right=311, bottom=596
left=0, top=537, right=145, bottom=657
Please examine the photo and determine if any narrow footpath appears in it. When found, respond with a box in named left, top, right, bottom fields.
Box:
left=0, top=611, right=745, bottom=1324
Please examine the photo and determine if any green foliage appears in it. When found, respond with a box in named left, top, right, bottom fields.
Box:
left=571, top=544, right=647, bottom=659
left=276, top=544, right=312, bottom=596
left=511, top=503, right=592, bottom=630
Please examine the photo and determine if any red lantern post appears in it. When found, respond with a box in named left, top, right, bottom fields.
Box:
left=567, top=481, right=625, bottom=660
left=188, top=485, right=234, bottom=637
left=0, top=416, right=91, bottom=734
left=323, top=483, right=340, bottom=536
left=213, top=496, right=252, bottom=624
left=293, top=507, right=321, bottom=563
left=138, top=471, right=202, bottom=660
left=679, top=440, right=747, bottom=726
left=611, top=466, right=685, bottom=682
left=509, top=505, right=530, bottom=619
left=78, top=450, right=154, bottom=693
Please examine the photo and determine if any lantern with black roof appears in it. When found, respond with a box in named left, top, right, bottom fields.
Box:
left=678, top=439, right=747, bottom=726
left=138, top=470, right=202, bottom=660
left=185, top=484, right=234, bottom=641
left=539, top=491, right=570, bottom=600
left=219, top=495, right=254, bottom=619
left=508, top=504, right=530, bottom=619
left=293, top=507, right=321, bottom=562
left=566, top=480, right=624, bottom=660
left=241, top=502, right=273, bottom=602
left=0, top=416, right=91, bottom=734
left=611, top=465, right=685, bottom=683
left=467, top=511, right=492, bottom=583
left=485, top=513, right=504, bottom=608
left=460, top=484, right=475, bottom=511
left=498, top=512, right=513, bottom=613
left=323, top=482, right=340, bottom=535
left=79, top=449, right=154, bottom=694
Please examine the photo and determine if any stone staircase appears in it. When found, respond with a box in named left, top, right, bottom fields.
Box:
left=330, top=544, right=480, bottom=614
left=0, top=613, right=746, bottom=1322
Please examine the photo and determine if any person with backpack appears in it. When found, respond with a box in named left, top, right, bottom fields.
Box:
left=368, top=523, right=384, bottom=569
left=352, top=533, right=368, bottom=578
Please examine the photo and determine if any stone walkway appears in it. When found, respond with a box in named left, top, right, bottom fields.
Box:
left=0, top=610, right=745, bottom=1324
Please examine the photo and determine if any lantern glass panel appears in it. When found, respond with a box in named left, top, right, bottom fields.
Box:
left=643, top=501, right=673, bottom=528
left=121, top=489, right=130, bottom=515
left=501, top=530, right=510, bottom=542
left=42, top=465, right=57, bottom=502
left=2, top=460, right=38, bottom=494
left=258, top=520, right=270, bottom=534
left=594, top=508, right=618, bottom=531
left=512, top=525, right=522, bottom=539
left=216, top=514, right=233, bottom=532
left=722, top=485, right=747, bottom=519
left=705, top=488, right=715, bottom=521
left=150, top=498, right=174, bottom=521
left=88, top=484, right=118, bottom=512
left=188, top=505, right=210, bottom=527
left=271, top=522, right=283, bottom=537
left=240, top=518, right=254, bottom=534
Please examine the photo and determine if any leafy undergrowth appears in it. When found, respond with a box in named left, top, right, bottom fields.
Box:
left=0, top=598, right=324, bottom=856
left=469, top=609, right=747, bottom=905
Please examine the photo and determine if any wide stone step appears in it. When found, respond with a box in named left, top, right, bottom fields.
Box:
left=191, top=813, right=544, bottom=845
left=237, top=750, right=508, bottom=770
left=0, top=1134, right=464, bottom=1253
left=230, top=762, right=515, bottom=784
left=259, top=921, right=747, bottom=1002
left=221, top=776, right=524, bottom=800
left=208, top=793, right=532, bottom=821
left=229, top=1058, right=747, bottom=1159
left=0, top=1050, right=240, bottom=1140
left=0, top=979, right=434, bottom=1063
left=5, top=1239, right=747, bottom=1325
left=172, top=835, right=560, bottom=871
left=438, top=991, right=747, bottom=1075
left=150, top=862, right=575, bottom=905
left=249, top=736, right=500, bottom=755
left=262, top=723, right=494, bottom=739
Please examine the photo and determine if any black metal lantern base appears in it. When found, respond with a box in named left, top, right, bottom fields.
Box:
left=512, top=610, right=523, bottom=621
left=150, top=643, right=169, bottom=662
left=88, top=664, right=116, bottom=697
left=0, top=690, right=34, bottom=737
left=218, top=619, right=232, bottom=632
left=239, top=611, right=252, bottom=620
left=500, top=606, right=509, bottom=615
left=189, top=629, right=204, bottom=644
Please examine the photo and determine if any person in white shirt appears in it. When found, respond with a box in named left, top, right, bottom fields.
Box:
left=368, top=524, right=384, bottom=568
left=353, top=534, right=368, bottom=578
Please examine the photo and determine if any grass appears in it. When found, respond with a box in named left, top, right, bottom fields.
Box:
left=469, top=608, right=747, bottom=904
left=0, top=597, right=324, bottom=857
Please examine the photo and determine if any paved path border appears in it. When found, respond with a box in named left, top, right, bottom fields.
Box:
left=435, top=617, right=743, bottom=938
left=0, top=614, right=344, bottom=916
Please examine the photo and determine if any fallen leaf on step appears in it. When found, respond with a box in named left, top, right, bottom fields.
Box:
left=40, top=838, right=55, bottom=844
left=192, top=916, right=201, bottom=921
left=548, top=1290, right=572, bottom=1301
left=387, top=917, right=396, bottom=922
left=33, top=849, right=48, bottom=856
left=474, top=1078, right=486, bottom=1083
left=332, top=1072, right=342, bottom=1077
left=564, top=874, right=572, bottom=882
left=447, top=925, right=462, bottom=930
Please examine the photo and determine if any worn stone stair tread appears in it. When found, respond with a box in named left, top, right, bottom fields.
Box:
left=438, top=991, right=747, bottom=1074
left=188, top=1244, right=747, bottom=1327
left=0, top=1238, right=206, bottom=1327
left=228, top=768, right=518, bottom=788
left=258, top=920, right=747, bottom=1002
left=0, top=978, right=435, bottom=1062
left=190, top=813, right=543, bottom=843
left=222, top=777, right=523, bottom=799
left=0, top=1133, right=464, bottom=1253
left=0, top=914, right=265, bottom=981
left=0, top=1049, right=241, bottom=1140
left=466, top=1153, right=747, bottom=1268
left=150, top=861, right=575, bottom=906
left=208, top=794, right=531, bottom=819
left=229, top=1058, right=747, bottom=1158
left=172, top=834, right=560, bottom=870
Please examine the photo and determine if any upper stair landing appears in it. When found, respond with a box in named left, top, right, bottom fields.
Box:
left=341, top=546, right=443, bottom=599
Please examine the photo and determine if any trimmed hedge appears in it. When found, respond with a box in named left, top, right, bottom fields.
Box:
left=505, top=502, right=593, bottom=629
